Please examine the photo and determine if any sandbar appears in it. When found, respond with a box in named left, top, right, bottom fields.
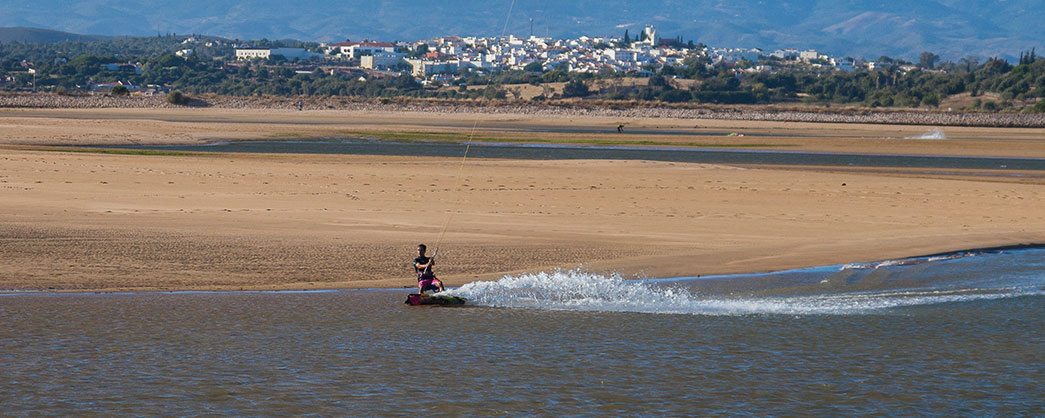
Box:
left=1, top=107, right=1043, bottom=292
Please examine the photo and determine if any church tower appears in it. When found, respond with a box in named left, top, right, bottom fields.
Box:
left=642, top=25, right=658, bottom=46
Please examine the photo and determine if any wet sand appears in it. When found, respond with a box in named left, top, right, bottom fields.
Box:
left=1, top=108, right=1043, bottom=292
left=4, top=107, right=1045, bottom=157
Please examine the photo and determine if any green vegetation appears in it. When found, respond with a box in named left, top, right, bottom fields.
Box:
left=1031, top=100, right=1045, bottom=113
left=561, top=79, right=590, bottom=98
left=166, top=90, right=190, bottom=105
left=1, top=35, right=1042, bottom=112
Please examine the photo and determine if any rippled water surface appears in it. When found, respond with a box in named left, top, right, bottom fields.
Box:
left=3, top=249, right=1043, bottom=416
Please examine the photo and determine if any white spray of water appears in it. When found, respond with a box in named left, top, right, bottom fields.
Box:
left=906, top=128, right=946, bottom=139
left=442, top=269, right=1042, bottom=316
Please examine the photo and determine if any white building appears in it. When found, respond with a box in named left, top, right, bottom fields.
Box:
left=327, top=41, right=397, bottom=58
left=713, top=48, right=761, bottom=64
left=771, top=49, right=799, bottom=60
left=633, top=25, right=659, bottom=46
left=406, top=58, right=460, bottom=77
left=603, top=49, right=637, bottom=61
left=742, top=65, right=773, bottom=73
left=866, top=61, right=890, bottom=70
left=459, top=58, right=497, bottom=71
left=236, top=49, right=272, bottom=60
left=360, top=51, right=407, bottom=70
left=829, top=57, right=854, bottom=71
left=799, top=50, right=821, bottom=61
left=236, top=48, right=318, bottom=61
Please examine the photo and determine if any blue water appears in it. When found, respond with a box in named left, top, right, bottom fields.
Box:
left=2, top=249, right=1043, bottom=415
left=446, top=247, right=1045, bottom=315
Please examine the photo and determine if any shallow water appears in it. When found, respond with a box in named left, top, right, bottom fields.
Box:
left=2, top=249, right=1043, bottom=416
left=105, top=138, right=1045, bottom=171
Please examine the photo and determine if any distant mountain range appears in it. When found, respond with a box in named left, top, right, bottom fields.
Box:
left=1, top=0, right=1041, bottom=61
left=0, top=27, right=114, bottom=43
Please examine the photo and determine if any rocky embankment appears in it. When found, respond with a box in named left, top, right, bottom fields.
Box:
left=2, top=92, right=1043, bottom=128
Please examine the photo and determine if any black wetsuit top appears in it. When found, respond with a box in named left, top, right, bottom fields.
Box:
left=414, top=255, right=434, bottom=280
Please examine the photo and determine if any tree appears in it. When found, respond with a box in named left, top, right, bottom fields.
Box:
left=921, top=92, right=941, bottom=108
left=394, top=74, right=421, bottom=91
left=481, top=85, right=506, bottom=100
left=153, top=53, right=186, bottom=68
left=919, top=51, right=939, bottom=69
left=541, top=69, right=568, bottom=83
left=562, top=79, right=589, bottom=98
left=1019, top=48, right=1038, bottom=65
left=110, top=85, right=129, bottom=96
left=506, top=86, right=523, bottom=100
left=648, top=74, right=671, bottom=89
left=658, top=89, right=691, bottom=103
left=958, top=56, right=980, bottom=73
left=66, top=55, right=109, bottom=76
left=1031, top=100, right=1045, bottom=113
left=980, top=58, right=1014, bottom=76
left=166, top=90, right=189, bottom=105
left=523, top=61, right=543, bottom=73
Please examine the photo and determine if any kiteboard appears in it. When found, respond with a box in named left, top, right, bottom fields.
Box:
left=405, top=293, right=467, bottom=306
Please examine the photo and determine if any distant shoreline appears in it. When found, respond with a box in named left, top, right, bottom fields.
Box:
left=3, top=92, right=1044, bottom=128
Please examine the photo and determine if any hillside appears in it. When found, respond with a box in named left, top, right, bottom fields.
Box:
left=0, top=1, right=1041, bottom=61
left=0, top=27, right=112, bottom=43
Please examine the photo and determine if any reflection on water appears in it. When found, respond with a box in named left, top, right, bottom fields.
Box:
left=2, top=249, right=1043, bottom=415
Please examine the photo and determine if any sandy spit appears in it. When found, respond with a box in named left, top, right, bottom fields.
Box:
left=0, top=106, right=1043, bottom=292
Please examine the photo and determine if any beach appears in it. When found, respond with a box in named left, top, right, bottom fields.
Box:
left=1, top=106, right=1043, bottom=292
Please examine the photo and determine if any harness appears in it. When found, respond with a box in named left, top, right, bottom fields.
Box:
left=415, top=256, right=435, bottom=281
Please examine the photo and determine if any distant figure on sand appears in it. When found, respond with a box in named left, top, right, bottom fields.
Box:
left=296, top=100, right=303, bottom=111
left=414, top=244, right=444, bottom=293
left=617, top=124, right=624, bottom=133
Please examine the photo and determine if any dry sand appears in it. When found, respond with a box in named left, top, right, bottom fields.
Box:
left=1, top=107, right=1043, bottom=292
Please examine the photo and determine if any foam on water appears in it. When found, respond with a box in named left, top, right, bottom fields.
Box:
left=907, top=128, right=947, bottom=139
left=444, top=264, right=1044, bottom=316
left=840, top=252, right=973, bottom=270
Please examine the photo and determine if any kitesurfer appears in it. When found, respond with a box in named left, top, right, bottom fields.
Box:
left=414, top=244, right=444, bottom=293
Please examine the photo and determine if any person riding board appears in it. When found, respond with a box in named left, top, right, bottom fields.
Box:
left=414, top=244, right=445, bottom=294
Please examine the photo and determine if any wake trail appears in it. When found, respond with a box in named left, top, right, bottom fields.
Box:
left=444, top=265, right=1044, bottom=316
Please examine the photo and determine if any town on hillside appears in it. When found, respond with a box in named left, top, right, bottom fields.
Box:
left=233, top=25, right=879, bottom=82
left=2, top=26, right=1041, bottom=112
